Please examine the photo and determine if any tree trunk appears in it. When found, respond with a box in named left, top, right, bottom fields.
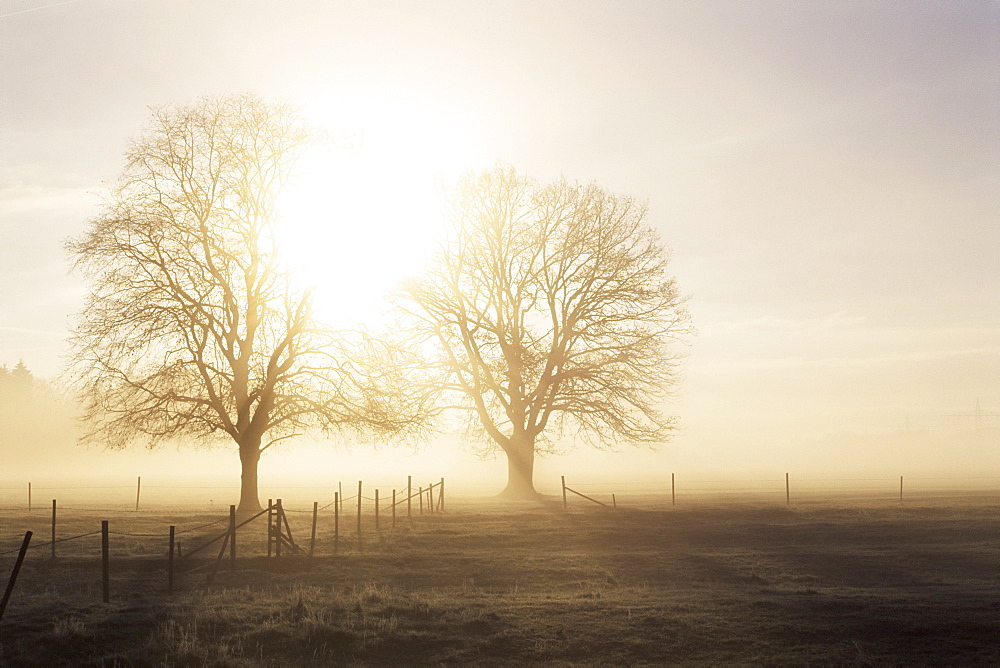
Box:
left=238, top=443, right=263, bottom=513
left=498, top=435, right=538, bottom=500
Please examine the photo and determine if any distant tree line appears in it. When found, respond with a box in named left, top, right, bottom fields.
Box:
left=0, top=360, right=77, bottom=456
left=0, top=360, right=34, bottom=403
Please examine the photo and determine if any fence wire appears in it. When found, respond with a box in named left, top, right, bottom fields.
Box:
left=0, top=530, right=102, bottom=556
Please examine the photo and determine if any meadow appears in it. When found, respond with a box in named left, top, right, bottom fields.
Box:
left=1, top=493, right=998, bottom=665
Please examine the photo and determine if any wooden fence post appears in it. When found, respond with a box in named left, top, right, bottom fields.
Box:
left=0, top=531, right=32, bottom=623
left=168, top=525, right=175, bottom=595
left=281, top=506, right=298, bottom=554
left=561, top=476, right=567, bottom=510
left=135, top=476, right=141, bottom=512
left=334, top=492, right=340, bottom=554
left=785, top=472, right=790, bottom=505
left=392, top=489, right=397, bottom=528
left=671, top=473, right=676, bottom=507
left=267, top=499, right=273, bottom=558
left=229, top=505, right=236, bottom=571
left=310, top=501, right=318, bottom=557
left=375, top=489, right=381, bottom=535
left=275, top=499, right=283, bottom=558
left=428, top=483, right=434, bottom=515
left=338, top=482, right=343, bottom=513
left=440, top=477, right=445, bottom=511
left=51, top=500, right=56, bottom=559
left=208, top=529, right=231, bottom=586
left=357, top=481, right=363, bottom=551
left=101, top=520, right=110, bottom=603
left=419, top=486, right=424, bottom=515
left=612, top=494, right=617, bottom=509
left=407, top=476, right=412, bottom=519
left=900, top=475, right=903, bottom=500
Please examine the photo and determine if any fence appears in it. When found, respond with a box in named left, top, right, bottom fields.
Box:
left=558, top=473, right=1000, bottom=509
left=5, top=471, right=999, bottom=514
left=0, top=476, right=451, bottom=511
left=0, top=476, right=446, bottom=619
left=4, top=470, right=1000, bottom=619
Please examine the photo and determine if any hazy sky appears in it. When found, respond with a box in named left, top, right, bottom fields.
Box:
left=1, top=0, right=997, bottom=490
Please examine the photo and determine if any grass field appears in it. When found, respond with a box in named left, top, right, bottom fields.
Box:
left=1, top=495, right=999, bottom=665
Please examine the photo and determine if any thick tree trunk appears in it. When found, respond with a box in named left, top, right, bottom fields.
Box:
left=498, top=435, right=538, bottom=500
left=238, top=444, right=263, bottom=513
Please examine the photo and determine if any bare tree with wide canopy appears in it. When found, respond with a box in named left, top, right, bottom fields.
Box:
left=67, top=94, right=419, bottom=512
left=398, top=166, right=692, bottom=499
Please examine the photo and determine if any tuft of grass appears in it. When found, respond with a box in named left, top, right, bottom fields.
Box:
left=51, top=615, right=86, bottom=640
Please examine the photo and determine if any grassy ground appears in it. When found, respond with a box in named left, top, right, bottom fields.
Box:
left=1, top=496, right=999, bottom=665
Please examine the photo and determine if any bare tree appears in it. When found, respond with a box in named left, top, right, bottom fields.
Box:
left=67, top=94, right=416, bottom=512
left=398, top=166, right=693, bottom=499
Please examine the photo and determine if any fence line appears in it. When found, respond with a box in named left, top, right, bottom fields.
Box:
left=557, top=472, right=1000, bottom=510
left=0, top=477, right=439, bottom=516
left=3, top=471, right=997, bottom=524
left=285, top=500, right=334, bottom=514
left=1, top=471, right=998, bottom=613
left=560, top=476, right=1000, bottom=486
left=5, top=474, right=998, bottom=495
left=0, top=514, right=234, bottom=557
left=0, top=530, right=102, bottom=556
left=0, top=475, right=446, bottom=559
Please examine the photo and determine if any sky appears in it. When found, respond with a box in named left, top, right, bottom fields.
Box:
left=0, top=0, right=997, bottom=496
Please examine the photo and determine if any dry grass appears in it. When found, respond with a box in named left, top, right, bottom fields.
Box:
left=1, top=496, right=999, bottom=665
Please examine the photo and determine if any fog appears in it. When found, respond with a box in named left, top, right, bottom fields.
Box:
left=1, top=1, right=997, bottom=507
left=1, top=387, right=995, bottom=509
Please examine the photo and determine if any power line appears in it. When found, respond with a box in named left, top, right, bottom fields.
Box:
left=0, top=0, right=80, bottom=20
left=946, top=398, right=1000, bottom=429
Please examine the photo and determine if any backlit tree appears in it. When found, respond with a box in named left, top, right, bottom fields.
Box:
left=398, top=166, right=692, bottom=498
left=67, top=94, right=418, bottom=511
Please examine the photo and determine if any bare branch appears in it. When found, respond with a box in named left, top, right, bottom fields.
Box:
left=396, top=165, right=693, bottom=495
left=66, top=94, right=427, bottom=510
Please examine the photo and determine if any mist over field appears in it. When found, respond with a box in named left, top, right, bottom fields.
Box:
left=1, top=388, right=996, bottom=505
left=2, top=3, right=996, bottom=492
left=0, top=1, right=997, bottom=664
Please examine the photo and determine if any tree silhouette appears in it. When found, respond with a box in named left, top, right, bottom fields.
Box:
left=67, top=94, right=418, bottom=512
left=0, top=360, right=34, bottom=403
left=398, top=166, right=692, bottom=498
left=0, top=361, right=77, bottom=461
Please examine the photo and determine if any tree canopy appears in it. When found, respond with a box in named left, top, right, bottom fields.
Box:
left=398, top=166, right=692, bottom=498
left=67, top=94, right=418, bottom=511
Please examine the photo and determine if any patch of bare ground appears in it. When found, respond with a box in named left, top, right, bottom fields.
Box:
left=1, top=497, right=999, bottom=665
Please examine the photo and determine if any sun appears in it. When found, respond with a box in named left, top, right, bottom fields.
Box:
left=276, top=88, right=480, bottom=327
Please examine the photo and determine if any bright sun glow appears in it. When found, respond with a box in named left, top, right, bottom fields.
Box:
left=277, top=89, right=481, bottom=327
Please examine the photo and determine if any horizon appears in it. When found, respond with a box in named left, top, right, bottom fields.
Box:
left=1, top=0, right=998, bottom=493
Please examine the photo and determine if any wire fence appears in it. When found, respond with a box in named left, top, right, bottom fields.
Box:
left=2, top=472, right=1000, bottom=513
left=560, top=475, right=1000, bottom=493
left=1, top=472, right=998, bottom=613
left=0, top=477, right=440, bottom=512
left=0, top=476, right=443, bottom=557
left=0, top=475, right=450, bottom=613
left=0, top=514, right=235, bottom=557
left=4, top=471, right=997, bottom=558
left=556, top=473, right=1000, bottom=509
